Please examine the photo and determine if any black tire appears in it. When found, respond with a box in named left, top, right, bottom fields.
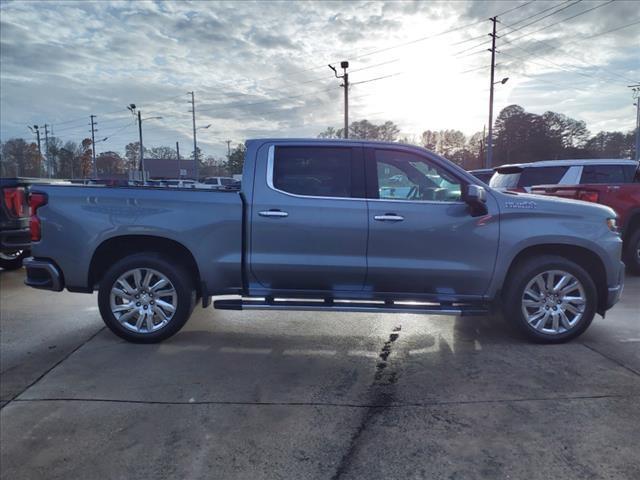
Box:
left=98, top=252, right=196, bottom=343
left=0, top=250, right=28, bottom=270
left=623, top=228, right=640, bottom=275
left=503, top=255, right=597, bottom=344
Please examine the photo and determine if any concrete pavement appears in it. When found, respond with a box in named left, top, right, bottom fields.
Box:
left=1, top=269, right=639, bottom=479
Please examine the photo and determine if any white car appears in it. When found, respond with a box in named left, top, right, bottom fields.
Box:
left=489, top=159, right=639, bottom=192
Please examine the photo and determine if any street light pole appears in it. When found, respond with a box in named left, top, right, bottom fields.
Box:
left=90, top=115, right=98, bottom=178
left=176, top=141, right=181, bottom=178
left=137, top=110, right=144, bottom=175
left=630, top=85, right=640, bottom=161
left=329, top=60, right=350, bottom=139
left=188, top=91, right=198, bottom=180
left=486, top=16, right=498, bottom=169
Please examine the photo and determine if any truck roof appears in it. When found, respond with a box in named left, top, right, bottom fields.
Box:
left=497, top=159, right=638, bottom=170
left=246, top=138, right=415, bottom=148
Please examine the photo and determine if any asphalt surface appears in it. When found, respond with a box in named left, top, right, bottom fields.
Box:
left=1, top=268, right=639, bottom=479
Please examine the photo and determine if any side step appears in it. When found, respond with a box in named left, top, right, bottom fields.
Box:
left=213, top=298, right=488, bottom=316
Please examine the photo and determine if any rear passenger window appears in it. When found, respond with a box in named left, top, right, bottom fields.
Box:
left=581, top=165, right=626, bottom=184
left=519, top=167, right=568, bottom=186
left=272, top=147, right=353, bottom=198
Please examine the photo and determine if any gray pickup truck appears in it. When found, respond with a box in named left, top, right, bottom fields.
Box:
left=24, top=139, right=625, bottom=344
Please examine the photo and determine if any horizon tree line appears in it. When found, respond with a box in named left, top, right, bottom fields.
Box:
left=1, top=104, right=636, bottom=178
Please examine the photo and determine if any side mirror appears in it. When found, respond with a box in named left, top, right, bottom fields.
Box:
left=463, top=184, right=488, bottom=216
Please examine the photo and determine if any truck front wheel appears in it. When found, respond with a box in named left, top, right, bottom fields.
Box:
left=98, top=253, right=196, bottom=343
left=503, top=255, right=597, bottom=343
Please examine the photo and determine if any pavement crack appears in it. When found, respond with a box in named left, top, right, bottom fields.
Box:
left=580, top=342, right=640, bottom=377
left=330, top=324, right=403, bottom=480
left=9, top=393, right=637, bottom=408
left=0, top=327, right=105, bottom=411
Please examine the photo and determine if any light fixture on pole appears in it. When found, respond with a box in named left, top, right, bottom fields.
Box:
left=329, top=60, right=349, bottom=138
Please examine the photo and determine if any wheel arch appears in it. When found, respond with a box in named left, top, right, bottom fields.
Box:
left=89, top=235, right=202, bottom=296
left=503, top=244, right=608, bottom=315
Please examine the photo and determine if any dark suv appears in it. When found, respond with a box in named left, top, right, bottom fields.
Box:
left=0, top=178, right=31, bottom=270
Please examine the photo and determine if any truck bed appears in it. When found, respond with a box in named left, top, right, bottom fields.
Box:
left=29, top=184, right=244, bottom=295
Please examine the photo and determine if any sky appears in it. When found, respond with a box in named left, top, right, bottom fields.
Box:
left=1, top=0, right=639, bottom=159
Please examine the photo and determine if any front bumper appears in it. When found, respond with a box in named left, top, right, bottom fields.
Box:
left=605, top=261, right=625, bottom=311
left=0, top=226, right=30, bottom=252
left=23, top=257, right=64, bottom=292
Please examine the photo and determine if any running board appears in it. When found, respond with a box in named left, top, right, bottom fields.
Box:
left=213, top=298, right=488, bottom=316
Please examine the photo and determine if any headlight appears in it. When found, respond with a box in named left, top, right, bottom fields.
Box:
left=606, top=218, right=618, bottom=233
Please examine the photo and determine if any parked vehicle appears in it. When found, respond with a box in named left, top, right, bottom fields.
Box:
left=1, top=177, right=69, bottom=269
left=24, top=139, right=624, bottom=344
left=0, top=178, right=31, bottom=270
left=531, top=162, right=640, bottom=274
left=203, top=176, right=239, bottom=189
left=490, top=159, right=637, bottom=193
left=468, top=168, right=494, bottom=184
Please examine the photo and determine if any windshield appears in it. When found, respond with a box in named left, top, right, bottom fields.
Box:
left=490, top=172, right=521, bottom=188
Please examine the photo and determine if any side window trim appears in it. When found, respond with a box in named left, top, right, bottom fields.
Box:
left=364, top=146, right=467, bottom=204
left=266, top=144, right=366, bottom=201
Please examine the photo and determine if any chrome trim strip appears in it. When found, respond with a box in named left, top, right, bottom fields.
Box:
left=266, top=144, right=467, bottom=205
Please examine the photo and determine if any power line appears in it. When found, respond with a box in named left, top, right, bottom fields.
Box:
left=500, top=0, right=583, bottom=37
left=500, top=19, right=640, bottom=84
left=453, top=0, right=583, bottom=57
left=503, top=0, right=616, bottom=44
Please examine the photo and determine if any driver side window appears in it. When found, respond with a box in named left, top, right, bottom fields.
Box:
left=375, top=149, right=462, bottom=202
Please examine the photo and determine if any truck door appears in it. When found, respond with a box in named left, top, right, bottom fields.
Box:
left=364, top=146, right=499, bottom=298
left=249, top=144, right=368, bottom=292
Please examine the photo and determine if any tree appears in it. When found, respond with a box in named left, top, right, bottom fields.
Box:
left=1, top=138, right=41, bottom=176
left=57, top=141, right=82, bottom=179
left=190, top=146, right=203, bottom=162
left=80, top=138, right=93, bottom=178
left=226, top=144, right=246, bottom=175
left=318, top=120, right=400, bottom=141
left=420, top=130, right=439, bottom=151
left=45, top=136, right=63, bottom=177
left=124, top=142, right=145, bottom=171
left=318, top=127, right=340, bottom=139
left=585, top=131, right=634, bottom=158
left=96, top=151, right=125, bottom=176
left=148, top=146, right=176, bottom=160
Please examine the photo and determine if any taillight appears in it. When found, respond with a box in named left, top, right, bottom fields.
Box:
left=2, top=187, right=26, bottom=218
left=577, top=190, right=599, bottom=203
left=29, top=193, right=48, bottom=241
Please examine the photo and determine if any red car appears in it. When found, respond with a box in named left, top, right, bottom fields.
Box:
left=532, top=160, right=640, bottom=274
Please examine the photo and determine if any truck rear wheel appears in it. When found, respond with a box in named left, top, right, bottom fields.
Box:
left=503, top=255, right=597, bottom=343
left=624, top=228, right=640, bottom=275
left=98, top=253, right=196, bottom=343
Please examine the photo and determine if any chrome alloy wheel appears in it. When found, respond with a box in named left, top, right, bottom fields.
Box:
left=109, top=268, right=177, bottom=333
left=521, top=269, right=586, bottom=335
left=0, top=250, right=23, bottom=260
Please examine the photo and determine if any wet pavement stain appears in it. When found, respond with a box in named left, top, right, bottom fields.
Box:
left=330, top=324, right=403, bottom=480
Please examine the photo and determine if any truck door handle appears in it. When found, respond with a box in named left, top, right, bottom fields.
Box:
left=374, top=214, right=404, bottom=222
left=259, top=209, right=289, bottom=218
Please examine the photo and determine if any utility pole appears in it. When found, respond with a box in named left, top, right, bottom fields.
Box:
left=486, top=16, right=498, bottom=169
left=43, top=124, right=51, bottom=177
left=176, top=141, right=181, bottom=178
left=28, top=125, right=42, bottom=175
left=137, top=110, right=144, bottom=175
left=90, top=115, right=97, bottom=178
left=329, top=61, right=350, bottom=138
left=226, top=140, right=231, bottom=159
left=630, top=85, right=640, bottom=161
left=188, top=91, right=199, bottom=180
